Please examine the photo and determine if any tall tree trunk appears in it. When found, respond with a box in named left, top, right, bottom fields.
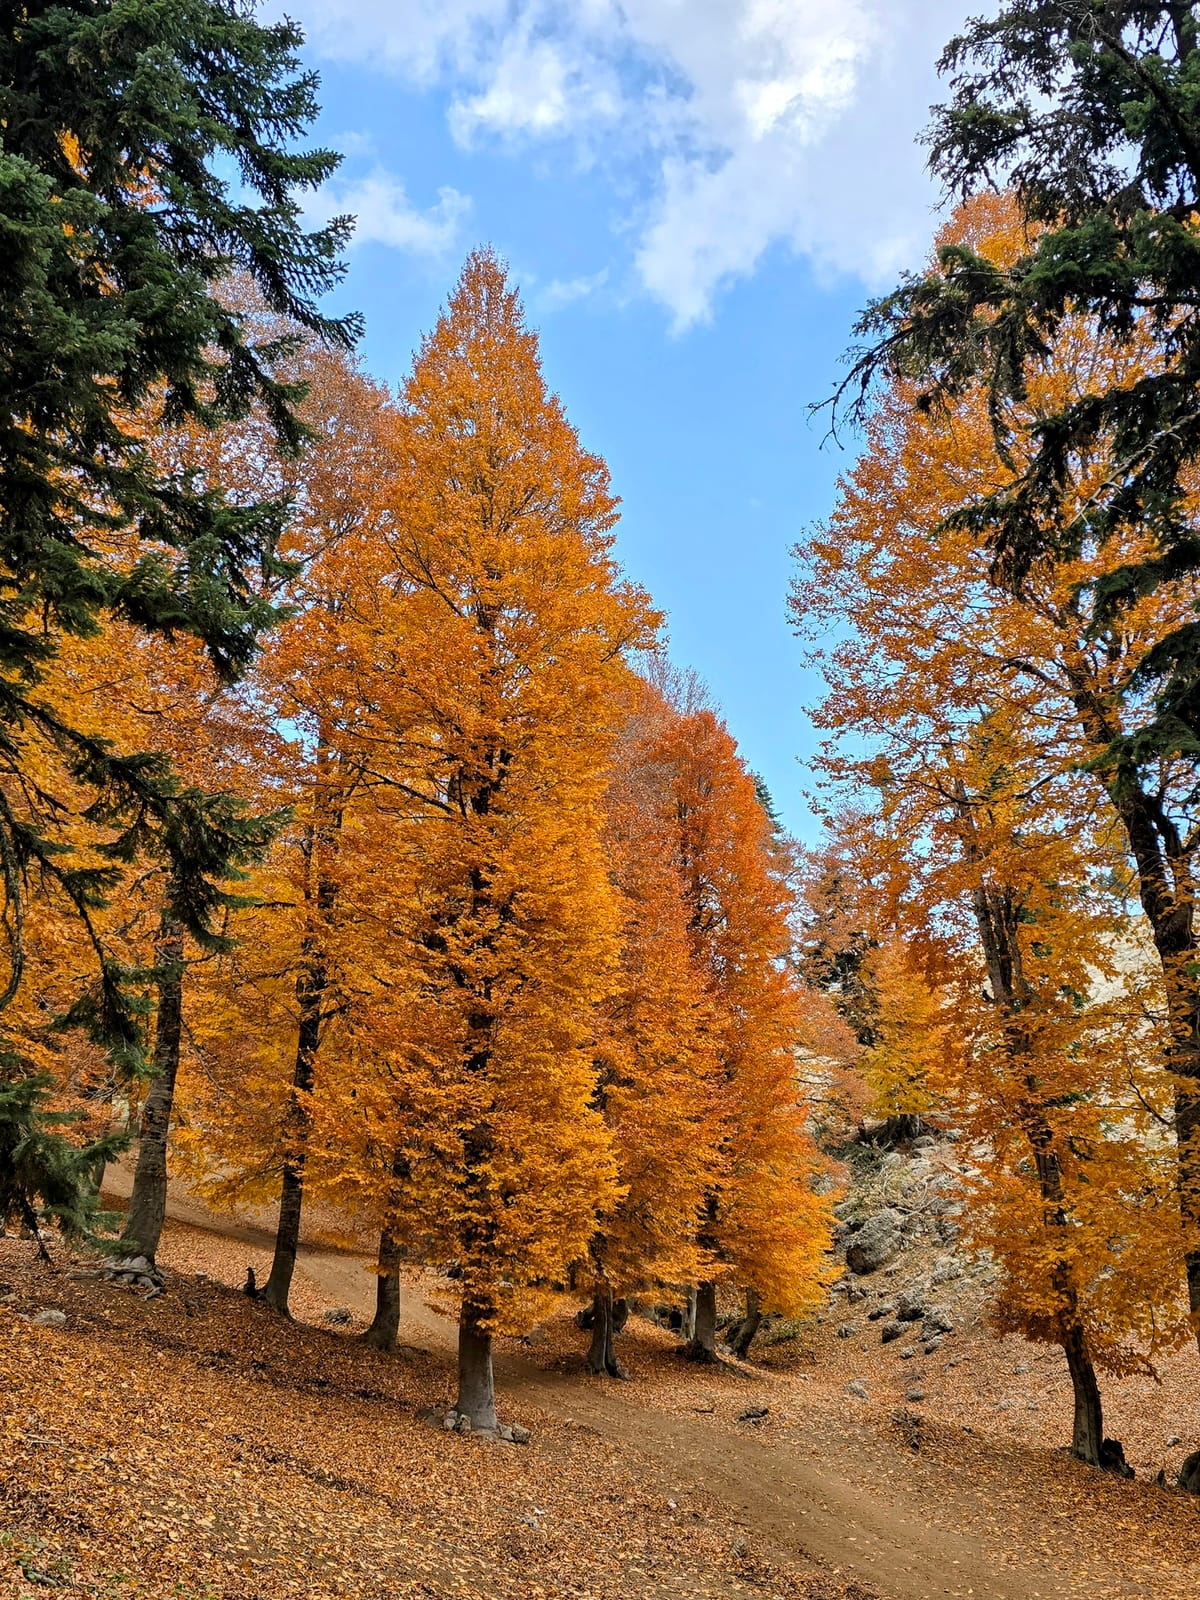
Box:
left=1062, top=1322, right=1104, bottom=1466
left=121, top=914, right=184, bottom=1262
left=1068, top=678, right=1200, bottom=1351
left=361, top=1228, right=401, bottom=1352
left=727, top=1285, right=762, bottom=1359
left=263, top=782, right=338, bottom=1317
left=683, top=1280, right=719, bottom=1362
left=456, top=1300, right=498, bottom=1432
left=585, top=1283, right=628, bottom=1378
left=262, top=1057, right=312, bottom=1315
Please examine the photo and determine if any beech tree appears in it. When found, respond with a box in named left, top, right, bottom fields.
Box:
left=804, top=193, right=1200, bottom=1348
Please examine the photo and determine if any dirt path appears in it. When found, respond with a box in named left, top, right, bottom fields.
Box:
left=99, top=1170, right=1096, bottom=1600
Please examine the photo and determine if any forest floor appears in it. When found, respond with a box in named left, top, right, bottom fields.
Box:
left=1, top=1176, right=1198, bottom=1600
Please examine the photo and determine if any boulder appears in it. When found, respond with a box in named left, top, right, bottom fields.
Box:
left=925, top=1306, right=954, bottom=1335
left=880, top=1320, right=904, bottom=1344
left=845, top=1210, right=903, bottom=1275
left=31, top=1309, right=66, bottom=1328
left=895, top=1287, right=926, bottom=1322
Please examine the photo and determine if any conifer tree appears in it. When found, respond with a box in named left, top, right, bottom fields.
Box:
left=0, top=0, right=354, bottom=1242
left=347, top=252, right=656, bottom=1427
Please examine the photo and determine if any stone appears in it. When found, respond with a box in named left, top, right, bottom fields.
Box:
left=846, top=1379, right=869, bottom=1400
left=510, top=1424, right=532, bottom=1445
left=880, top=1320, right=903, bottom=1344
left=905, top=1388, right=925, bottom=1402
left=1179, top=1450, right=1200, bottom=1495
left=836, top=1323, right=854, bottom=1339
left=867, top=1305, right=894, bottom=1322
left=911, top=1136, right=937, bottom=1153
left=31, top=1309, right=66, bottom=1328
left=899, top=1346, right=917, bottom=1359
left=844, top=1210, right=903, bottom=1275
left=924, top=1306, right=954, bottom=1335
left=119, top=1255, right=151, bottom=1275
left=930, top=1259, right=962, bottom=1286
left=737, top=1406, right=769, bottom=1423
left=323, top=1306, right=353, bottom=1326
left=936, top=1218, right=961, bottom=1246
left=844, top=1281, right=867, bottom=1304
left=443, top=1412, right=459, bottom=1431
left=922, top=1337, right=943, bottom=1355
left=456, top=1415, right=472, bottom=1434
left=1167, top=1434, right=1182, bottom=1447
left=895, top=1288, right=926, bottom=1322
left=998, top=1399, right=1013, bottom=1411
left=1014, top=1363, right=1030, bottom=1375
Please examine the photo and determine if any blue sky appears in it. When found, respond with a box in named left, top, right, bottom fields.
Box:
left=277, top=0, right=973, bottom=842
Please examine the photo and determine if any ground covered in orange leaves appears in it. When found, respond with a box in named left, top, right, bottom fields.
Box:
left=2, top=1204, right=1200, bottom=1600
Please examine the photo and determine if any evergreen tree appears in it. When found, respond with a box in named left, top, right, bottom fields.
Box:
left=0, top=1, right=354, bottom=1241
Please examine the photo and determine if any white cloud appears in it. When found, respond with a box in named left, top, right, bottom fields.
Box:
left=307, top=169, right=471, bottom=256
left=289, top=0, right=971, bottom=325
left=538, top=269, right=609, bottom=310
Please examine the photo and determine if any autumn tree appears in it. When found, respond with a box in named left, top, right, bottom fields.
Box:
left=639, top=697, right=832, bottom=1362
left=801, top=192, right=1200, bottom=1349
left=264, top=251, right=657, bottom=1426
left=581, top=680, right=720, bottom=1375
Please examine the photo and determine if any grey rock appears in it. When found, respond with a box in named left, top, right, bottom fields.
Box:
left=1014, top=1363, right=1031, bottom=1375
left=836, top=1324, right=854, bottom=1339
left=118, top=1255, right=151, bottom=1275
left=456, top=1415, right=473, bottom=1434
left=895, top=1288, right=926, bottom=1322
left=884, top=1262, right=903, bottom=1276
left=998, top=1399, right=1013, bottom=1411
left=443, top=1411, right=459, bottom=1431
left=922, top=1337, right=943, bottom=1355
left=930, top=1259, right=962, bottom=1286
left=880, top=1320, right=904, bottom=1344
left=1168, top=1434, right=1183, bottom=1447
left=925, top=1306, right=954, bottom=1335
left=936, top=1218, right=961, bottom=1246
left=845, top=1210, right=903, bottom=1275
left=510, top=1424, right=532, bottom=1445
left=1179, top=1450, right=1200, bottom=1495
left=323, top=1306, right=353, bottom=1326
left=905, top=1388, right=925, bottom=1402
left=899, top=1346, right=917, bottom=1359
left=846, top=1379, right=869, bottom=1400
left=867, top=1305, right=894, bottom=1322
left=911, top=1136, right=937, bottom=1153
left=31, top=1309, right=66, bottom=1328
left=844, top=1281, right=867, bottom=1304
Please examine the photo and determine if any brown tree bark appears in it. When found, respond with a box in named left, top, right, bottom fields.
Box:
left=1063, top=1321, right=1105, bottom=1466
left=456, top=1300, right=498, bottom=1432
left=726, top=1285, right=763, bottom=1359
left=121, top=913, right=185, bottom=1263
left=361, top=1228, right=401, bottom=1352
left=683, top=1280, right=720, bottom=1362
left=585, top=1283, right=629, bottom=1378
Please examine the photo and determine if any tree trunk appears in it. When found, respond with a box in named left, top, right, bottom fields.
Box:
left=456, top=1301, right=498, bottom=1432
left=727, top=1286, right=763, bottom=1359
left=585, top=1284, right=628, bottom=1378
left=682, top=1284, right=697, bottom=1341
left=1063, top=1322, right=1104, bottom=1467
left=121, top=916, right=184, bottom=1262
left=361, top=1228, right=401, bottom=1352
left=683, top=1280, right=719, bottom=1362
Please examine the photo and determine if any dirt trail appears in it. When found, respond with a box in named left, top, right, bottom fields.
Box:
left=100, top=1170, right=1092, bottom=1600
